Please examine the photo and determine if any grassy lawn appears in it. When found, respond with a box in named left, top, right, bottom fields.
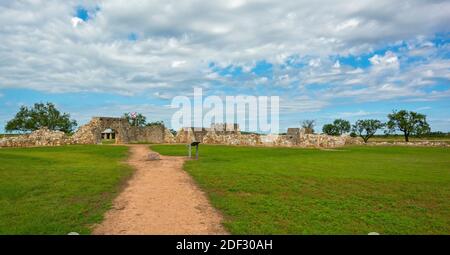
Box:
left=151, top=144, right=450, bottom=234
left=0, top=145, right=132, bottom=234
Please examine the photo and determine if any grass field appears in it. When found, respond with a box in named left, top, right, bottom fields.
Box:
left=0, top=145, right=132, bottom=234
left=151, top=144, right=450, bottom=234
left=370, top=135, right=450, bottom=143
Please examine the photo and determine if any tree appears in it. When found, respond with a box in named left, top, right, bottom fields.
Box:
left=123, top=112, right=147, bottom=127
left=5, top=102, right=77, bottom=134
left=333, top=119, right=351, bottom=135
left=322, top=124, right=339, bottom=136
left=386, top=110, right=430, bottom=142
left=352, top=119, right=384, bottom=143
left=322, top=119, right=351, bottom=136
left=146, top=120, right=165, bottom=127
left=301, top=120, right=315, bottom=134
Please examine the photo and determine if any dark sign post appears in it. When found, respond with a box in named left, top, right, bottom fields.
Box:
left=189, top=141, right=200, bottom=160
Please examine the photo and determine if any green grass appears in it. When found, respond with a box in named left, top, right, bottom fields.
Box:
left=151, top=144, right=450, bottom=234
left=370, top=135, right=450, bottom=143
left=101, top=139, right=116, bottom=145
left=0, top=145, right=132, bottom=234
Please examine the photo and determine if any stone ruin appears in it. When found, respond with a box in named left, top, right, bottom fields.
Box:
left=261, top=128, right=359, bottom=148
left=71, top=117, right=175, bottom=144
left=0, top=117, right=176, bottom=148
left=0, top=128, right=71, bottom=147
left=175, top=123, right=241, bottom=144
left=3, top=120, right=448, bottom=148
left=174, top=125, right=361, bottom=148
left=3, top=119, right=449, bottom=148
left=0, top=120, right=360, bottom=148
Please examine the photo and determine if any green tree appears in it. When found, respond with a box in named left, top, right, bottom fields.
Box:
left=322, top=124, right=339, bottom=136
left=322, top=119, right=351, bottom=136
left=333, top=119, right=351, bottom=135
left=146, top=120, right=165, bottom=127
left=301, top=120, right=315, bottom=134
left=386, top=110, right=430, bottom=142
left=352, top=119, right=385, bottom=143
left=123, top=112, right=147, bottom=127
left=5, top=102, right=77, bottom=134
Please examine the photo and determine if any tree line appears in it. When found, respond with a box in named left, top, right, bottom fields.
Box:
left=302, top=110, right=431, bottom=143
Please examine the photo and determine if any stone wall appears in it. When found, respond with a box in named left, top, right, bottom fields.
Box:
left=203, top=132, right=261, bottom=146
left=175, top=127, right=206, bottom=144
left=174, top=126, right=362, bottom=148
left=2, top=120, right=446, bottom=149
left=71, top=117, right=172, bottom=144
left=0, top=117, right=175, bottom=148
left=0, top=128, right=71, bottom=147
left=164, top=128, right=176, bottom=143
left=263, top=134, right=354, bottom=148
left=210, top=123, right=240, bottom=133
left=129, top=125, right=165, bottom=144
left=71, top=117, right=132, bottom=144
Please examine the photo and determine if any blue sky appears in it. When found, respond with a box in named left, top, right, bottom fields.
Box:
left=0, top=1, right=449, bottom=133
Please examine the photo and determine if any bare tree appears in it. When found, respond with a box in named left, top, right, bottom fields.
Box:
left=301, top=120, right=315, bottom=134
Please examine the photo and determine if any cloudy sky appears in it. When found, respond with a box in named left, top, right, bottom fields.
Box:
left=0, top=0, right=449, bottom=132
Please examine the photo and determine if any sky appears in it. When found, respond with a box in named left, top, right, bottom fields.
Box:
left=0, top=0, right=449, bottom=133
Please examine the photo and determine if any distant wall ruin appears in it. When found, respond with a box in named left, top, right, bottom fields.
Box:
left=0, top=128, right=71, bottom=147
left=71, top=117, right=174, bottom=144
left=0, top=117, right=175, bottom=147
left=174, top=126, right=360, bottom=148
left=2, top=121, right=448, bottom=148
left=175, top=123, right=241, bottom=144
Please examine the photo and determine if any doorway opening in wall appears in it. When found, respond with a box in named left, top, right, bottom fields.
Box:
left=101, top=128, right=116, bottom=144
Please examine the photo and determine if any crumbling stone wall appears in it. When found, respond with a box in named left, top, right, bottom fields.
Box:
left=174, top=126, right=361, bottom=148
left=203, top=132, right=261, bottom=146
left=0, top=117, right=174, bottom=147
left=175, top=124, right=241, bottom=144
left=259, top=128, right=362, bottom=148
left=175, top=127, right=208, bottom=143
left=1, top=124, right=446, bottom=148
left=164, top=128, right=176, bottom=143
left=263, top=134, right=351, bottom=148
left=0, top=128, right=71, bottom=147
left=71, top=117, right=131, bottom=144
left=71, top=117, right=172, bottom=144
left=128, top=125, right=165, bottom=144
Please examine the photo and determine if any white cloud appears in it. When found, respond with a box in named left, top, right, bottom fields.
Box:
left=335, top=19, right=360, bottom=31
left=71, top=17, right=84, bottom=27
left=308, top=58, right=321, bottom=67
left=255, top=76, right=268, bottom=84
left=369, top=51, right=399, bottom=70
left=171, top=60, right=186, bottom=68
left=333, top=60, right=340, bottom=69
left=416, top=106, right=431, bottom=111
left=0, top=0, right=448, bottom=112
left=337, top=110, right=374, bottom=118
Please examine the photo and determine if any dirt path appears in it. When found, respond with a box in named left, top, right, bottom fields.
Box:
left=93, top=145, right=227, bottom=235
